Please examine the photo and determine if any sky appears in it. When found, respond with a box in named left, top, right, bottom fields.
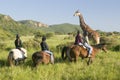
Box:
left=0, top=0, right=120, bottom=32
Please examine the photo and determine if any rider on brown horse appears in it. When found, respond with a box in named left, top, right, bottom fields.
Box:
left=40, top=36, right=54, bottom=64
left=74, top=31, right=92, bottom=57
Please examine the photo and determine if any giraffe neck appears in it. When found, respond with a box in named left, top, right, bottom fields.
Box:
left=79, top=15, right=86, bottom=30
left=79, top=15, right=93, bottom=33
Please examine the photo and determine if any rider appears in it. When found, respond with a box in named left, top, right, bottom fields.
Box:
left=40, top=36, right=54, bottom=64
left=74, top=30, right=83, bottom=46
left=74, top=31, right=92, bottom=57
left=14, top=34, right=26, bottom=59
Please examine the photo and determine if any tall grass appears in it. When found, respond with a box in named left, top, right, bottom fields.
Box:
left=0, top=35, right=120, bottom=80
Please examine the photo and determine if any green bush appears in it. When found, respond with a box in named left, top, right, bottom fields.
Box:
left=34, top=31, right=45, bottom=39
left=100, top=36, right=120, bottom=50
left=23, top=39, right=40, bottom=50
left=45, top=32, right=54, bottom=38
left=112, top=45, right=120, bottom=51
left=56, top=42, right=73, bottom=53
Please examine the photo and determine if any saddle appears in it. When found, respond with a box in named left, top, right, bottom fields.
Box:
left=42, top=51, right=50, bottom=56
left=79, top=45, right=90, bottom=57
left=17, top=48, right=25, bottom=54
left=45, top=52, right=50, bottom=56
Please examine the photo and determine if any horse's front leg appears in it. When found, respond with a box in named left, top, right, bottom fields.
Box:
left=74, top=56, right=78, bottom=63
left=87, top=57, right=94, bottom=65
left=22, top=59, right=25, bottom=63
left=87, top=57, right=92, bottom=65
left=15, top=59, right=19, bottom=65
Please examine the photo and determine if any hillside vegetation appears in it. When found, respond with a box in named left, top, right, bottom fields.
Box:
left=19, top=20, right=48, bottom=28
left=0, top=14, right=35, bottom=36
left=0, top=13, right=82, bottom=39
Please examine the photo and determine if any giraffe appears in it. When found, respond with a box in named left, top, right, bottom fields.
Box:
left=73, top=10, right=100, bottom=44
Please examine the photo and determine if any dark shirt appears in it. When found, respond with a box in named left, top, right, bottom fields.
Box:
left=74, top=34, right=82, bottom=45
left=15, top=38, right=22, bottom=49
left=40, top=41, right=49, bottom=51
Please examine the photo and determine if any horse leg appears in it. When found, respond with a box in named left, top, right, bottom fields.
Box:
left=15, top=59, right=19, bottom=65
left=22, top=59, right=25, bottom=63
left=74, top=56, right=78, bottom=63
left=90, top=57, right=94, bottom=64
left=67, top=48, right=72, bottom=62
left=33, top=59, right=39, bottom=67
left=81, top=57, right=84, bottom=62
left=87, top=57, right=91, bottom=65
left=32, top=60, right=37, bottom=67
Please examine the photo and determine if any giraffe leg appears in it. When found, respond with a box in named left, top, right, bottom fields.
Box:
left=95, top=36, right=100, bottom=44
left=92, top=34, right=99, bottom=44
left=85, top=36, right=90, bottom=44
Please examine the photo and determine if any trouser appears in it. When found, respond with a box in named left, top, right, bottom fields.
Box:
left=84, top=42, right=92, bottom=55
left=44, top=50, right=54, bottom=63
left=78, top=42, right=92, bottom=55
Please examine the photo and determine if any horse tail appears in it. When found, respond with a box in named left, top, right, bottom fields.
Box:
left=61, top=46, right=68, bottom=60
left=7, top=51, right=14, bottom=66
left=32, top=53, right=36, bottom=67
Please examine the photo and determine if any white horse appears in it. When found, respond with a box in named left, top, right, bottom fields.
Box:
left=7, top=48, right=27, bottom=66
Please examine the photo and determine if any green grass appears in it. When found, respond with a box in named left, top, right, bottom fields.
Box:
left=0, top=35, right=120, bottom=80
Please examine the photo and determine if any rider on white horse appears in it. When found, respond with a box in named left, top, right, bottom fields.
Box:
left=14, top=34, right=26, bottom=59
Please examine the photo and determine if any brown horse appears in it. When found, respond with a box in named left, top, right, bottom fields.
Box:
left=62, top=43, right=107, bottom=65
left=32, top=51, right=54, bottom=67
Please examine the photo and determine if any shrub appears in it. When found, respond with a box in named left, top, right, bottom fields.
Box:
left=45, top=32, right=54, bottom=38
left=34, top=31, right=45, bottom=39
left=112, top=45, right=120, bottom=51
left=56, top=42, right=73, bottom=53
left=100, top=37, right=120, bottom=50
left=23, top=39, right=40, bottom=50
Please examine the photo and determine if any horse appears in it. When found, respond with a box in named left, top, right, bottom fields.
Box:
left=7, top=48, right=27, bottom=66
left=32, top=51, right=54, bottom=67
left=61, top=43, right=107, bottom=65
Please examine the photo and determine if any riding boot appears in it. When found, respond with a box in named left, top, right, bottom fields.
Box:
left=88, top=54, right=91, bottom=57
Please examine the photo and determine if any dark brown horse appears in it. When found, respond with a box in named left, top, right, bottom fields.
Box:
left=32, top=51, right=54, bottom=67
left=62, top=43, right=107, bottom=65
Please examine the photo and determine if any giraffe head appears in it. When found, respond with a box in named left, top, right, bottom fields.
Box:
left=73, top=10, right=81, bottom=16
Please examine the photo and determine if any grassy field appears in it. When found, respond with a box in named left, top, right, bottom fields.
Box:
left=0, top=35, right=120, bottom=80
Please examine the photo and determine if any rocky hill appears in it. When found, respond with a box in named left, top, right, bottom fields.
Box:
left=19, top=20, right=48, bottom=28
left=0, top=14, right=49, bottom=36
